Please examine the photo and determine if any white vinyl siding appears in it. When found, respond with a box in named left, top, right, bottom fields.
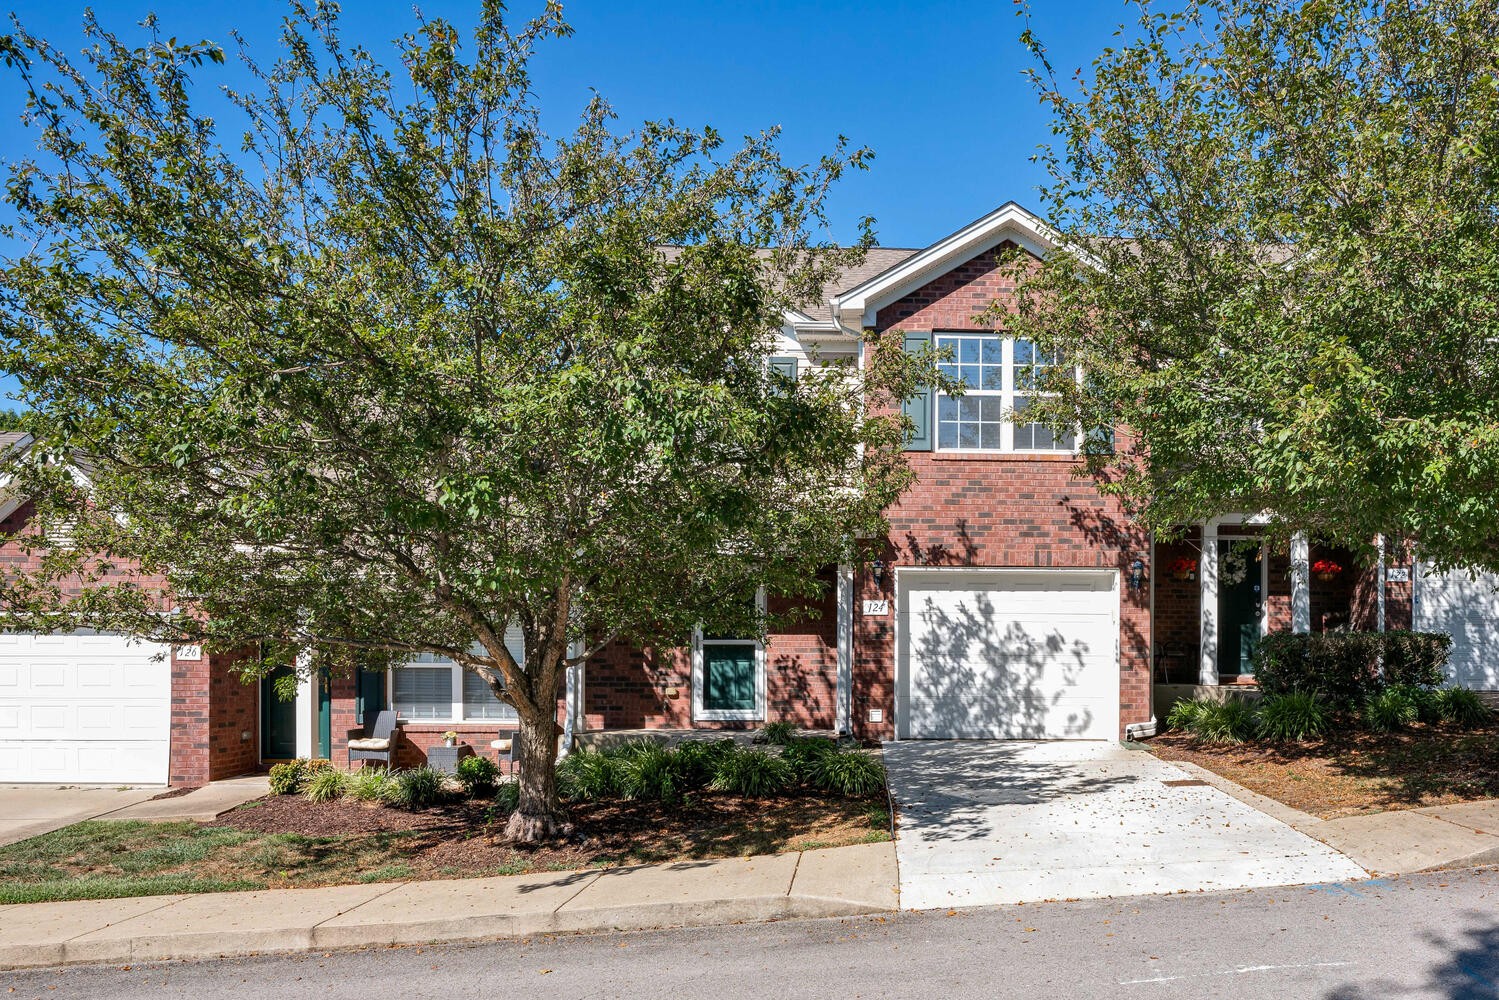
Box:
left=390, top=628, right=523, bottom=723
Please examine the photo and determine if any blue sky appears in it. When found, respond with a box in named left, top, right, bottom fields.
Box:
left=0, top=1, right=1142, bottom=402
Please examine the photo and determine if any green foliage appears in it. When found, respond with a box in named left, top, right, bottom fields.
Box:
left=557, top=751, right=623, bottom=802
left=1381, top=632, right=1452, bottom=688
left=346, top=768, right=395, bottom=804
left=388, top=768, right=448, bottom=810
left=302, top=768, right=350, bottom=804
left=1188, top=699, right=1260, bottom=744
left=780, top=735, right=839, bottom=781
left=803, top=748, right=886, bottom=798
left=1388, top=683, right=1442, bottom=725
left=1006, top=1, right=1499, bottom=566
left=1253, top=632, right=1384, bottom=709
left=0, top=3, right=933, bottom=839
left=615, top=743, right=693, bottom=804
left=671, top=738, right=739, bottom=787
left=1436, top=687, right=1492, bottom=729
left=1256, top=692, right=1330, bottom=742
left=1165, top=698, right=1209, bottom=732
left=1365, top=687, right=1420, bottom=733
left=455, top=755, right=500, bottom=798
left=708, top=748, right=794, bottom=797
left=268, top=760, right=309, bottom=796
left=493, top=781, right=521, bottom=812
left=755, top=722, right=798, bottom=746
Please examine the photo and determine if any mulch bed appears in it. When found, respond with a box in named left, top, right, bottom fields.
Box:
left=1148, top=722, right=1499, bottom=819
left=205, top=792, right=886, bottom=884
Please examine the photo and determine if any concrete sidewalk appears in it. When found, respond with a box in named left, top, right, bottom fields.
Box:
left=1169, top=761, right=1499, bottom=875
left=0, top=841, right=898, bottom=969
left=0, top=778, right=271, bottom=848
left=99, top=776, right=270, bottom=823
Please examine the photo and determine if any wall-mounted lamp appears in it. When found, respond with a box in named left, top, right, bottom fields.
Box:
left=871, top=559, right=886, bottom=588
left=1128, top=558, right=1146, bottom=592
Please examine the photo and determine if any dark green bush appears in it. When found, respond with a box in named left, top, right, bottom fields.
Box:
left=456, top=755, right=499, bottom=798
left=1253, top=631, right=1383, bottom=709
left=804, top=748, right=886, bottom=797
left=389, top=767, right=448, bottom=809
left=493, top=780, right=520, bottom=811
left=1256, top=692, right=1329, bottom=742
left=616, top=743, right=693, bottom=804
left=1380, top=631, right=1451, bottom=688
left=780, top=736, right=839, bottom=781
left=754, top=721, right=798, bottom=746
left=1388, top=683, right=1441, bottom=724
left=1365, top=687, right=1419, bottom=732
left=672, top=739, right=738, bottom=787
left=1436, top=687, right=1492, bottom=728
left=1189, top=699, right=1259, bottom=744
left=557, top=750, right=623, bottom=801
left=268, top=759, right=308, bottom=795
left=708, top=747, right=794, bottom=797
left=1165, top=698, right=1209, bottom=732
left=302, top=768, right=349, bottom=803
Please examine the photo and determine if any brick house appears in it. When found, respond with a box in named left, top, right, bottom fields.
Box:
left=1, top=203, right=1494, bottom=785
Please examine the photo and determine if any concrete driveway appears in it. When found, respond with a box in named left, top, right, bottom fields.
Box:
left=884, top=740, right=1367, bottom=910
left=0, top=785, right=161, bottom=847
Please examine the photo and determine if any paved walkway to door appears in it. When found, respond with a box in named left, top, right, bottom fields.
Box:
left=0, top=778, right=269, bottom=847
left=883, top=741, right=1367, bottom=910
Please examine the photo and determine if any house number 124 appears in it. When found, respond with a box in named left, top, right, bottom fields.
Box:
left=862, top=600, right=890, bottom=616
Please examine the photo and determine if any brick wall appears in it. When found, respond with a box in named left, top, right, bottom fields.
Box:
left=1153, top=531, right=1202, bottom=682
left=207, top=649, right=259, bottom=779
left=855, top=241, right=1154, bottom=740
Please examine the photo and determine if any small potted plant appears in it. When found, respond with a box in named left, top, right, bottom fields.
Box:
left=442, top=730, right=459, bottom=748
left=1312, top=559, right=1343, bottom=582
left=1168, top=557, right=1198, bottom=582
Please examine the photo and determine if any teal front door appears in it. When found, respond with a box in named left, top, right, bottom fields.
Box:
left=261, top=666, right=299, bottom=760
left=1217, top=541, right=1263, bottom=676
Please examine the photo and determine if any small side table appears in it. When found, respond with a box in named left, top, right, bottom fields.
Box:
left=427, top=742, right=475, bottom=775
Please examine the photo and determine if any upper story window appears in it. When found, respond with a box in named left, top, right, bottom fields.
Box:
left=934, top=333, right=1077, bottom=453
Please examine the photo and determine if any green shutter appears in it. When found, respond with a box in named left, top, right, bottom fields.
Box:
left=768, top=355, right=798, bottom=396
left=902, top=331, right=932, bottom=451
left=703, top=644, right=757, bottom=712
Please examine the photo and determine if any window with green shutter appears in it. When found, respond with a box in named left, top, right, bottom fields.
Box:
left=902, top=331, right=932, bottom=451
left=693, top=589, right=766, bottom=721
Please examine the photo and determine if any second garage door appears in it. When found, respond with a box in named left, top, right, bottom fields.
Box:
left=0, top=632, right=172, bottom=784
left=897, top=570, right=1119, bottom=740
left=1414, top=563, right=1499, bottom=690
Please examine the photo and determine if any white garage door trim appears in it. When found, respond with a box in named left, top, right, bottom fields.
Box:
left=1414, top=562, right=1499, bottom=690
left=895, top=567, right=1120, bottom=741
left=0, top=631, right=172, bottom=784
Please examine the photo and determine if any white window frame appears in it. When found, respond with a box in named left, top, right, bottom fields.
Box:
left=388, top=630, right=522, bottom=724
left=691, top=589, right=767, bottom=723
left=933, top=332, right=1080, bottom=454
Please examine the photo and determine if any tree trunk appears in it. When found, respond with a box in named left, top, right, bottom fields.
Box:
left=503, top=706, right=570, bottom=843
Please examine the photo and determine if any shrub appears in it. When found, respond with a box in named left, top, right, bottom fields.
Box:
left=754, top=721, right=797, bottom=746
left=780, top=736, right=838, bottom=781
left=389, top=767, right=448, bottom=809
left=599, top=739, right=660, bottom=762
left=672, top=739, right=739, bottom=787
left=1388, top=683, right=1442, bottom=724
left=347, top=768, right=394, bottom=803
left=493, top=780, right=520, bottom=811
left=558, top=750, right=623, bottom=801
left=456, top=755, right=499, bottom=798
left=1165, top=698, right=1210, bottom=732
left=1189, top=699, right=1259, bottom=744
left=1381, top=631, right=1451, bottom=688
left=268, top=759, right=307, bottom=796
left=1253, top=631, right=1383, bottom=709
left=616, top=743, right=694, bottom=804
left=1436, top=687, right=1492, bottom=728
left=804, top=748, right=886, bottom=797
left=303, top=768, right=350, bottom=804
left=708, top=747, right=794, bottom=797
left=1256, top=692, right=1330, bottom=742
left=1365, top=687, right=1419, bottom=732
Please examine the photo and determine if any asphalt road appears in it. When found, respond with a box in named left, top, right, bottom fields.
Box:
left=6, top=868, right=1498, bottom=1000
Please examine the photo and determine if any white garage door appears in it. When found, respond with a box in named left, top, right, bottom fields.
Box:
left=1415, top=564, right=1499, bottom=690
left=0, top=632, right=172, bottom=783
left=898, top=570, right=1119, bottom=740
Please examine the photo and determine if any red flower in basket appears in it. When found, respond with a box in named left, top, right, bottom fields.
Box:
left=1167, top=557, right=1198, bottom=581
left=1311, top=559, right=1343, bottom=581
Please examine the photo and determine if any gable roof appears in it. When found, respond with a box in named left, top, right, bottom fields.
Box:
left=828, top=202, right=1057, bottom=330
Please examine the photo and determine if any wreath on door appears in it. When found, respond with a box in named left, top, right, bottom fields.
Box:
left=1220, top=546, right=1250, bottom=587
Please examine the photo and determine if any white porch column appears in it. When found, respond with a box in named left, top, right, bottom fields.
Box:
left=1291, top=532, right=1311, bottom=633
left=1199, top=526, right=1220, bottom=685
left=836, top=563, right=854, bottom=734
left=293, top=652, right=315, bottom=759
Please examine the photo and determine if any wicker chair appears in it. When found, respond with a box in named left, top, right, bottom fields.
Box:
left=347, top=710, right=400, bottom=769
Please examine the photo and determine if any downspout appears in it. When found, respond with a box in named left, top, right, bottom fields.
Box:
left=1376, top=534, right=1387, bottom=634
left=1124, top=532, right=1159, bottom=742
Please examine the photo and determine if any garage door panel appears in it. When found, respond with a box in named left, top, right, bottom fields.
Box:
left=0, top=632, right=171, bottom=783
left=899, top=571, right=1119, bottom=741
left=1415, top=565, right=1499, bottom=690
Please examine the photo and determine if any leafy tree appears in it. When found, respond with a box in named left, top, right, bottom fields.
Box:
left=0, top=3, right=928, bottom=840
left=1002, top=0, right=1499, bottom=567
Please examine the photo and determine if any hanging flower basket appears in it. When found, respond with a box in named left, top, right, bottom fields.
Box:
left=1312, top=559, right=1343, bottom=582
left=1167, top=556, right=1198, bottom=581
